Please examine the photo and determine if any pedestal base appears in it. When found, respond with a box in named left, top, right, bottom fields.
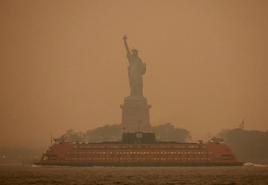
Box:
left=120, top=96, right=152, bottom=132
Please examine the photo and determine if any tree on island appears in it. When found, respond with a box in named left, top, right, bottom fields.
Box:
left=219, top=128, right=268, bottom=164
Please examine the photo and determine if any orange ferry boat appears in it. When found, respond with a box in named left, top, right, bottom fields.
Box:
left=35, top=132, right=242, bottom=166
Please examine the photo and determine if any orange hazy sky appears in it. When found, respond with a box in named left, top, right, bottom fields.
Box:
left=0, top=0, right=267, bottom=147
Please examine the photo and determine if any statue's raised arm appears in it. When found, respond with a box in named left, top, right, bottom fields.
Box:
left=123, top=35, right=130, bottom=55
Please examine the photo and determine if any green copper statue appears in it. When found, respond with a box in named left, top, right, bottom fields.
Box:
left=123, top=35, right=146, bottom=97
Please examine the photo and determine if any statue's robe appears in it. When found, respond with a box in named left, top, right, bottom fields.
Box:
left=127, top=53, right=146, bottom=96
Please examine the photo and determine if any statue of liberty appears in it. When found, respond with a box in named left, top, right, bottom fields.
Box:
left=123, top=35, right=146, bottom=97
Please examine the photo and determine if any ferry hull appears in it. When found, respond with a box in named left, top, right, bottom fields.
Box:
left=36, top=141, right=243, bottom=167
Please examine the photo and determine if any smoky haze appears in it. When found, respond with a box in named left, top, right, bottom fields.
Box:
left=0, top=0, right=267, bottom=148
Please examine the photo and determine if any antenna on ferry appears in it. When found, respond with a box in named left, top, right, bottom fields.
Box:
left=50, top=131, right=53, bottom=145
left=122, top=126, right=126, bottom=133
left=239, top=119, right=245, bottom=130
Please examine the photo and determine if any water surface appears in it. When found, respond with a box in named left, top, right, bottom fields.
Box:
left=0, top=165, right=268, bottom=185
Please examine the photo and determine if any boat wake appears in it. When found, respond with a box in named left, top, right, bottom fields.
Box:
left=244, top=162, right=268, bottom=167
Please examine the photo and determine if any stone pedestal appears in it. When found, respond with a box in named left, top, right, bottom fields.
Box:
left=120, top=96, right=152, bottom=132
